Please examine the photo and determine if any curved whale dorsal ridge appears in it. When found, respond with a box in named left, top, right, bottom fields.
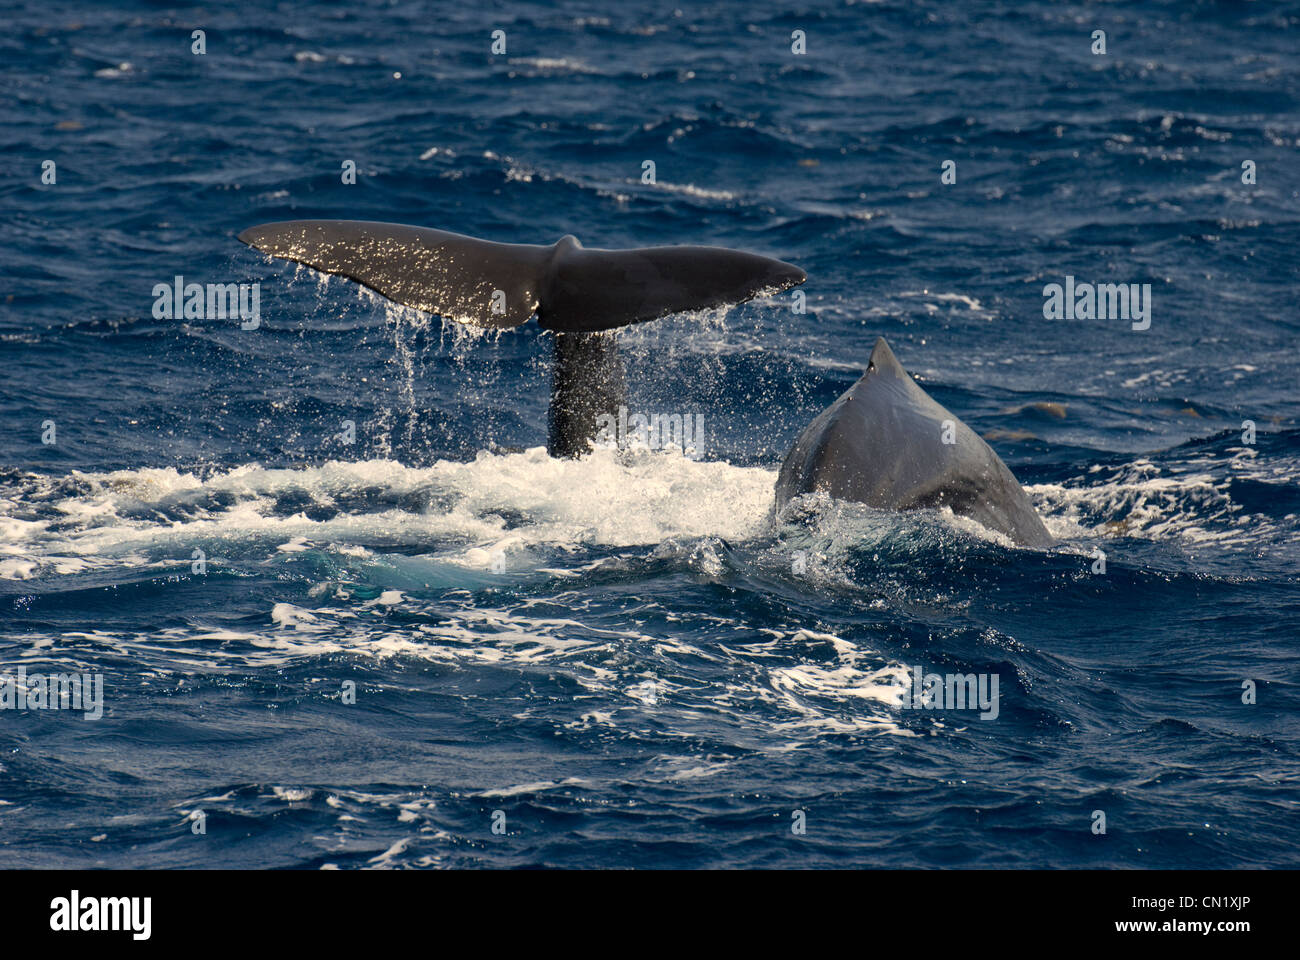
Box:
left=865, top=336, right=905, bottom=378
left=237, top=219, right=806, bottom=332
left=776, top=337, right=1055, bottom=548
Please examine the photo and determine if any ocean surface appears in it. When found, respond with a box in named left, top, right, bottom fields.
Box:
left=2, top=0, right=1297, bottom=869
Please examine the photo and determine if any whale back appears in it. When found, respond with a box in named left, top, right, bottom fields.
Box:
left=776, top=338, right=1053, bottom=547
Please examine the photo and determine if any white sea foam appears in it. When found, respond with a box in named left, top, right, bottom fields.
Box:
left=1027, top=451, right=1295, bottom=548
left=5, top=435, right=1286, bottom=589
left=4, top=443, right=1284, bottom=753
left=647, top=180, right=737, bottom=201
left=0, top=448, right=775, bottom=581
left=898, top=290, right=988, bottom=313
left=507, top=57, right=599, bottom=75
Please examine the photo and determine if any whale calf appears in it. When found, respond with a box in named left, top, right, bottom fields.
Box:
left=775, top=337, right=1054, bottom=547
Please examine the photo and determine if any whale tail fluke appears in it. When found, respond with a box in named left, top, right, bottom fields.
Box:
left=238, top=218, right=805, bottom=457
left=237, top=219, right=805, bottom=332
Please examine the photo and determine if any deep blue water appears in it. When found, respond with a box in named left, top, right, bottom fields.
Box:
left=1, top=0, right=1298, bottom=869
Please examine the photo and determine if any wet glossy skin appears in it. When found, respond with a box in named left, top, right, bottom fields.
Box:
left=776, top=337, right=1054, bottom=547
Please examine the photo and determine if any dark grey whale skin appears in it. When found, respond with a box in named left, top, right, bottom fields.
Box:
left=238, top=220, right=806, bottom=458
left=775, top=338, right=1054, bottom=547
left=237, top=220, right=805, bottom=333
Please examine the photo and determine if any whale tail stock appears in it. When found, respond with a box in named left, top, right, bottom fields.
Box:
left=237, top=220, right=805, bottom=455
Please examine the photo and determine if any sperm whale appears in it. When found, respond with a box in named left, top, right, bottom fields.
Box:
left=238, top=219, right=804, bottom=457
left=238, top=221, right=1050, bottom=545
left=775, top=337, right=1053, bottom=547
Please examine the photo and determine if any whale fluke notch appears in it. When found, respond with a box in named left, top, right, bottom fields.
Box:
left=237, top=220, right=805, bottom=332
